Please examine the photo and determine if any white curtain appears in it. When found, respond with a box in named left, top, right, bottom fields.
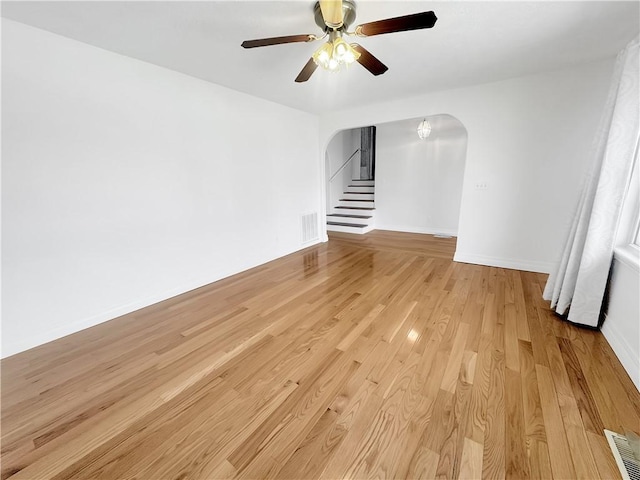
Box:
left=543, top=36, right=640, bottom=327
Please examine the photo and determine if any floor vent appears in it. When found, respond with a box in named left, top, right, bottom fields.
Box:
left=605, top=429, right=640, bottom=480
left=301, top=212, right=319, bottom=244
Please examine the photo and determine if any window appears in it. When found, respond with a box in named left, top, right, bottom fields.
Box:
left=614, top=137, right=640, bottom=270
left=617, top=137, right=640, bottom=247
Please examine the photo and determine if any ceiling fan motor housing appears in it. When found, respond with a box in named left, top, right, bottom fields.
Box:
left=314, top=0, right=357, bottom=31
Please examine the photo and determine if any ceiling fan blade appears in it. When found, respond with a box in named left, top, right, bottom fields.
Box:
left=355, top=11, right=437, bottom=37
left=295, top=58, right=318, bottom=83
left=319, top=0, right=344, bottom=28
left=241, top=34, right=316, bottom=49
left=352, top=44, right=388, bottom=76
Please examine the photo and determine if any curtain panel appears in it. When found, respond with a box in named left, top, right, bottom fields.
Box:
left=543, top=36, right=640, bottom=327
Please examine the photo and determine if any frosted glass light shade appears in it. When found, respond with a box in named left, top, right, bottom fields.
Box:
left=417, top=119, right=431, bottom=139
left=312, top=37, right=360, bottom=71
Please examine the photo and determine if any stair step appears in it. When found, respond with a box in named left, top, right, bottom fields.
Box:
left=327, top=222, right=367, bottom=228
left=327, top=214, right=372, bottom=219
left=341, top=193, right=374, bottom=202
left=327, top=223, right=374, bottom=234
left=331, top=178, right=374, bottom=233
left=335, top=206, right=375, bottom=211
left=349, top=180, right=375, bottom=187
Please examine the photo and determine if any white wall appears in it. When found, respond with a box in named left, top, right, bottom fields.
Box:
left=1, top=19, right=321, bottom=357
left=320, top=59, right=615, bottom=273
left=601, top=250, right=640, bottom=391
left=375, top=115, right=467, bottom=236
left=602, top=152, right=640, bottom=391
left=325, top=128, right=359, bottom=211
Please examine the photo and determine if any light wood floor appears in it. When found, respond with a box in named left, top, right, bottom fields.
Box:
left=2, top=230, right=639, bottom=479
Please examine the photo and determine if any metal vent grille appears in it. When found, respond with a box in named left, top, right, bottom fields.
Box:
left=301, top=212, right=319, bottom=244
left=605, top=430, right=640, bottom=480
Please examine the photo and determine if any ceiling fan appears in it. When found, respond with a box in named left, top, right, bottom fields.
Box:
left=241, top=0, right=437, bottom=83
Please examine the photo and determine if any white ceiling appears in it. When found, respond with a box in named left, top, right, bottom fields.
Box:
left=3, top=1, right=639, bottom=114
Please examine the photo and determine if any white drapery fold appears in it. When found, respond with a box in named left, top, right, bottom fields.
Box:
left=543, top=36, right=640, bottom=327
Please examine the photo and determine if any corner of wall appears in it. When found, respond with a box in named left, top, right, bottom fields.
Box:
left=453, top=251, right=553, bottom=274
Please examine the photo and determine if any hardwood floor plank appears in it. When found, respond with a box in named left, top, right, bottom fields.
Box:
left=568, top=329, right=628, bottom=433
left=301, top=377, right=380, bottom=479
left=461, top=290, right=485, bottom=353
left=458, top=437, right=483, bottom=480
left=518, top=339, right=552, bottom=479
left=2, top=231, right=638, bottom=480
left=535, top=364, right=577, bottom=480
left=63, top=384, right=242, bottom=479
left=536, top=308, right=574, bottom=399
left=392, top=394, right=437, bottom=479
left=586, top=431, right=623, bottom=480
left=557, top=337, right=605, bottom=435
left=227, top=349, right=349, bottom=471
left=564, top=422, right=600, bottom=480
left=402, top=446, right=440, bottom=480
left=511, top=271, right=532, bottom=342
left=460, top=350, right=477, bottom=386
left=139, top=382, right=296, bottom=479
left=201, top=459, right=237, bottom=479
left=505, top=368, right=530, bottom=480
left=338, top=408, right=399, bottom=479
left=504, top=303, right=520, bottom=372
left=525, top=305, right=550, bottom=368
left=518, top=340, right=546, bottom=443
left=482, top=348, right=506, bottom=480
left=436, top=379, right=472, bottom=479
left=6, top=372, right=230, bottom=479
left=336, top=304, right=386, bottom=351
left=527, top=439, right=553, bottom=480
left=277, top=408, right=340, bottom=479
left=440, top=323, right=469, bottom=394
left=424, top=389, right=456, bottom=454
left=589, top=334, right=640, bottom=422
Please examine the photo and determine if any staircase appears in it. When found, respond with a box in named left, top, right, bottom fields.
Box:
left=327, top=179, right=375, bottom=234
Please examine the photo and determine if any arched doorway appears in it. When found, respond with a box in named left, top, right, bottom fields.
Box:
left=325, top=114, right=468, bottom=236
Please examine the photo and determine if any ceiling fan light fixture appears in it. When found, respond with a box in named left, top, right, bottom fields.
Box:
left=312, top=42, right=333, bottom=69
left=314, top=42, right=332, bottom=64
left=312, top=37, right=360, bottom=71
left=342, top=46, right=356, bottom=64
left=334, top=38, right=348, bottom=57
left=242, top=2, right=436, bottom=83
left=418, top=119, right=432, bottom=139
left=333, top=37, right=359, bottom=65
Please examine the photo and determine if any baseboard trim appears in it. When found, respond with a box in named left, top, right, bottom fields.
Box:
left=374, top=224, right=458, bottom=237
left=2, top=240, right=324, bottom=359
left=453, top=251, right=553, bottom=274
left=601, top=317, right=640, bottom=392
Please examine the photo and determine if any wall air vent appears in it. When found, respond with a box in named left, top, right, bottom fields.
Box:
left=301, top=212, right=319, bottom=244
left=605, top=429, right=640, bottom=480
